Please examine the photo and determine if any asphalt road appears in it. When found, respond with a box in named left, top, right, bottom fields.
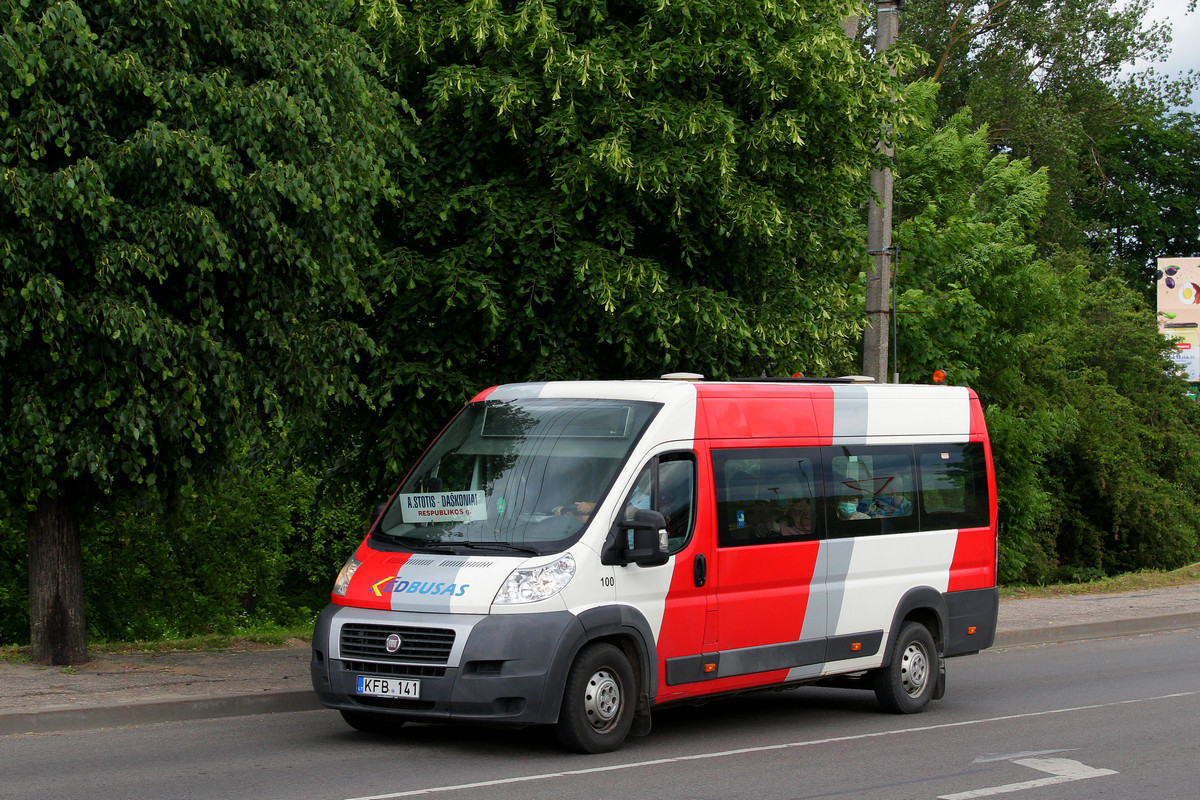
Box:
left=4, top=628, right=1199, bottom=800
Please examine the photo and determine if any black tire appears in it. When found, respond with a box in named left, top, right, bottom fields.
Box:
left=339, top=708, right=407, bottom=734
left=873, top=621, right=938, bottom=714
left=554, top=642, right=636, bottom=754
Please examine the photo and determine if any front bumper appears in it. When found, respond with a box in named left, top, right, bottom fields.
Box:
left=310, top=604, right=586, bottom=726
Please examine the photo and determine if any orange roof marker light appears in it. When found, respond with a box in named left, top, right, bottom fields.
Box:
left=931, top=369, right=948, bottom=385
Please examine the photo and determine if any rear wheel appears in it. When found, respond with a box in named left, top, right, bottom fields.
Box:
left=555, top=642, right=636, bottom=753
left=873, top=621, right=938, bottom=714
left=339, top=708, right=406, bottom=734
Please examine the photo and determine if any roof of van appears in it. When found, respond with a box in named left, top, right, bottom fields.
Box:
left=476, top=378, right=974, bottom=400
left=473, top=380, right=984, bottom=444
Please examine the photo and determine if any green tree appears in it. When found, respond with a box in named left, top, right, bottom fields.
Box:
left=894, top=92, right=1200, bottom=581
left=1048, top=276, right=1200, bottom=576
left=331, top=0, right=921, bottom=485
left=893, top=92, right=1062, bottom=578
left=1084, top=111, right=1200, bottom=296
left=0, top=0, right=398, bottom=662
left=903, top=0, right=1192, bottom=252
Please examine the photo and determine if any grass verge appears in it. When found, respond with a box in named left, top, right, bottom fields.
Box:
left=88, top=624, right=314, bottom=654
left=1000, top=562, right=1200, bottom=599
left=0, top=624, right=313, bottom=663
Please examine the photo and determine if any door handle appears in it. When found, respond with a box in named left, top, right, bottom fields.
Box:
left=694, top=553, right=707, bottom=587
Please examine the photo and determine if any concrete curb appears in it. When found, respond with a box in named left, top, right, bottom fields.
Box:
left=992, top=611, right=1200, bottom=649
left=0, top=689, right=321, bottom=736
left=5, top=614, right=1200, bottom=736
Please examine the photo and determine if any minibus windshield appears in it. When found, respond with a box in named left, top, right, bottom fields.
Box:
left=375, top=397, right=660, bottom=555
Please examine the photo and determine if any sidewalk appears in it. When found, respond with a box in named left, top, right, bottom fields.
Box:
left=3, top=585, right=1200, bottom=736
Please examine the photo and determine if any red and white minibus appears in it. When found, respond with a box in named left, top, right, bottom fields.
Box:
left=311, top=377, right=998, bottom=752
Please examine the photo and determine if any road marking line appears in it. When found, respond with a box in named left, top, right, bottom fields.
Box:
left=938, top=757, right=1118, bottom=799
left=972, top=749, right=1074, bottom=763
left=342, top=690, right=1196, bottom=800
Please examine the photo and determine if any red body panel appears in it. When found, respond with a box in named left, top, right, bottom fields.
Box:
left=694, top=383, right=831, bottom=441
left=947, top=527, right=996, bottom=591
left=332, top=546, right=413, bottom=610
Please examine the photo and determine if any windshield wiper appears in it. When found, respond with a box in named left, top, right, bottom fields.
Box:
left=405, top=541, right=465, bottom=553
left=454, top=541, right=541, bottom=556
left=372, top=534, right=458, bottom=553
left=376, top=534, right=539, bottom=556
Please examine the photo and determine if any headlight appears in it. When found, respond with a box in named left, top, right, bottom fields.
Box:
left=493, top=554, right=576, bottom=605
left=333, top=555, right=362, bottom=597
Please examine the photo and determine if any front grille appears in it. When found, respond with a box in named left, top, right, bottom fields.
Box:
left=342, top=660, right=447, bottom=679
left=340, top=623, right=456, bottom=664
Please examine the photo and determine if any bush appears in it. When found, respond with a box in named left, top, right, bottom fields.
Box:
left=0, top=501, right=29, bottom=645
left=0, top=457, right=370, bottom=646
left=986, top=405, right=1069, bottom=584
left=1049, top=281, right=1200, bottom=575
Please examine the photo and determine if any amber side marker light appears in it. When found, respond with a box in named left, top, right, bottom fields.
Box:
left=967, top=626, right=977, bottom=635
left=704, top=663, right=717, bottom=673
left=850, top=642, right=862, bottom=652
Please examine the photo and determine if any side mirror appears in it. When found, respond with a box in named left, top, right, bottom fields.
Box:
left=601, top=509, right=670, bottom=567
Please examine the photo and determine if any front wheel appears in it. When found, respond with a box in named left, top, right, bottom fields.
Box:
left=873, top=621, right=939, bottom=714
left=555, top=642, right=636, bottom=753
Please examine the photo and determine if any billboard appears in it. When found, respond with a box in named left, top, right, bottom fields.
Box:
left=1157, top=256, right=1200, bottom=382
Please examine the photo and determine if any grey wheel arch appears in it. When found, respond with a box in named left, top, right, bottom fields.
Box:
left=574, top=605, right=659, bottom=712
left=879, top=587, right=948, bottom=668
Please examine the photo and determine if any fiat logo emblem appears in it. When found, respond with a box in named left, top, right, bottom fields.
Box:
left=385, top=634, right=402, bottom=653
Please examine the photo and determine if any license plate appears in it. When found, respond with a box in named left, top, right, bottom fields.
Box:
left=355, top=676, right=420, bottom=699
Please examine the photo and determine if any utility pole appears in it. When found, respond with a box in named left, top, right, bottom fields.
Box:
left=863, top=0, right=900, bottom=384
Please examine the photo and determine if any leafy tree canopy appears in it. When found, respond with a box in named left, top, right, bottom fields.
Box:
left=903, top=0, right=1195, bottom=253
left=1, top=0, right=400, bottom=662
left=336, top=0, right=922, bottom=484
left=1, top=0, right=399, bottom=506
left=894, top=87, right=1200, bottom=582
left=1083, top=111, right=1200, bottom=295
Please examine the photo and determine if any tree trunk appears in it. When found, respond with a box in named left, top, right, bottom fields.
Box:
left=27, top=494, right=88, bottom=665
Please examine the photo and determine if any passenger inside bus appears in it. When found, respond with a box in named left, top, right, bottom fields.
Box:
left=555, top=464, right=654, bottom=525
left=837, top=501, right=871, bottom=520
left=554, top=500, right=596, bottom=521
left=868, top=476, right=911, bottom=518
left=777, top=498, right=813, bottom=536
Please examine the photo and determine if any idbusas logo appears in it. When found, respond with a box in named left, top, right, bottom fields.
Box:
left=371, top=576, right=470, bottom=597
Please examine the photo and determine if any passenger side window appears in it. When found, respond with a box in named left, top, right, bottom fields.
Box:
left=917, top=443, right=990, bottom=529
left=827, top=447, right=918, bottom=537
left=714, top=448, right=822, bottom=547
left=623, top=453, right=696, bottom=553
